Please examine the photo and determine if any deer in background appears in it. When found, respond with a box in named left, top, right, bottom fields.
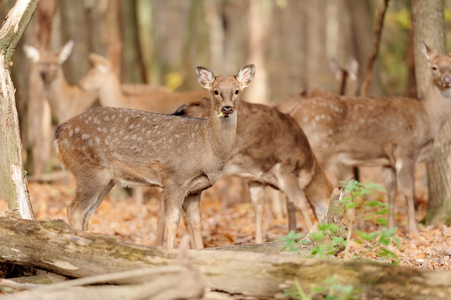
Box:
left=23, top=41, right=173, bottom=124
left=79, top=53, right=210, bottom=114
left=54, top=65, right=255, bottom=249
left=289, top=43, right=451, bottom=234
left=173, top=98, right=333, bottom=244
left=270, top=57, right=359, bottom=233
left=24, top=41, right=99, bottom=124
left=275, top=57, right=359, bottom=114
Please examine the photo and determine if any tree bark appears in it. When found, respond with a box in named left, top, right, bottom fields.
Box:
left=26, top=0, right=54, bottom=177
left=0, top=0, right=37, bottom=219
left=411, top=0, right=451, bottom=225
left=245, top=0, right=272, bottom=104
left=0, top=215, right=450, bottom=299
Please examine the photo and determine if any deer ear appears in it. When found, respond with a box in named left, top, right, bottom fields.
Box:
left=196, top=66, right=215, bottom=89
left=59, top=40, right=74, bottom=64
left=89, top=53, right=112, bottom=73
left=347, top=57, right=359, bottom=80
left=329, top=58, right=342, bottom=81
left=23, top=45, right=40, bottom=63
left=236, top=64, right=255, bottom=88
left=423, top=42, right=437, bottom=62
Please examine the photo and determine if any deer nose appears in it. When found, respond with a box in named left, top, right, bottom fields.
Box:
left=444, top=75, right=451, bottom=85
left=221, top=106, right=233, bottom=114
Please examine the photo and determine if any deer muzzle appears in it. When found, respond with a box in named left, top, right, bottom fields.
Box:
left=221, top=105, right=234, bottom=117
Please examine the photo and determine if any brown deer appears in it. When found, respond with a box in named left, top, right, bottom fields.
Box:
left=274, top=57, right=359, bottom=114
left=54, top=65, right=255, bottom=249
left=79, top=53, right=210, bottom=114
left=23, top=41, right=172, bottom=124
left=173, top=99, right=333, bottom=243
left=289, top=43, right=451, bottom=234
left=23, top=41, right=99, bottom=124
left=270, top=57, right=359, bottom=233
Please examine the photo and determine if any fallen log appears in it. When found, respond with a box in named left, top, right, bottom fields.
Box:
left=0, top=215, right=451, bottom=299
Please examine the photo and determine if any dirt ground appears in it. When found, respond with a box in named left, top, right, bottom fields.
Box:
left=1, top=162, right=450, bottom=271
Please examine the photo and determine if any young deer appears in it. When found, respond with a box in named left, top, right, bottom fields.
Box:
left=24, top=41, right=99, bottom=124
left=54, top=65, right=255, bottom=249
left=271, top=57, right=359, bottom=233
left=173, top=98, right=333, bottom=243
left=274, top=58, right=359, bottom=114
left=24, top=42, right=171, bottom=124
left=79, top=53, right=210, bottom=114
left=289, top=43, right=451, bottom=234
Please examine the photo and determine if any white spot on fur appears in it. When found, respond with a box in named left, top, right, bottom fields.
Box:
left=69, top=130, right=73, bottom=137
left=82, top=134, right=90, bottom=140
left=95, top=137, right=100, bottom=144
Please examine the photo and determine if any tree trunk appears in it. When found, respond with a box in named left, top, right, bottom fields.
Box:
left=26, top=0, right=54, bottom=177
left=246, top=0, right=272, bottom=104
left=0, top=0, right=37, bottom=220
left=411, top=0, right=450, bottom=225
left=0, top=215, right=451, bottom=299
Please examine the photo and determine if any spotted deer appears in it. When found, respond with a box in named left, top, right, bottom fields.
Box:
left=23, top=41, right=99, bottom=124
left=23, top=42, right=176, bottom=124
left=270, top=57, right=359, bottom=234
left=289, top=43, right=451, bottom=234
left=274, top=58, right=359, bottom=114
left=79, top=53, right=210, bottom=114
left=173, top=98, right=333, bottom=243
left=54, top=65, right=255, bottom=249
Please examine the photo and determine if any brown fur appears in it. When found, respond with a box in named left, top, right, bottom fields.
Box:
left=174, top=99, right=333, bottom=242
left=55, top=65, right=255, bottom=249
left=289, top=44, right=451, bottom=233
left=80, top=53, right=210, bottom=114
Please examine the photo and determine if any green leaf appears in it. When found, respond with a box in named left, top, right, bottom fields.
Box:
left=376, top=217, right=388, bottom=226
left=311, top=231, right=326, bottom=241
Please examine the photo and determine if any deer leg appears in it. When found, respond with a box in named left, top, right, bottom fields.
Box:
left=395, top=163, right=418, bottom=234
left=155, top=199, right=165, bottom=246
left=182, top=192, right=203, bottom=249
left=281, top=175, right=313, bottom=231
left=249, top=182, right=265, bottom=243
left=270, top=188, right=297, bottom=232
left=67, top=172, right=115, bottom=231
left=268, top=187, right=285, bottom=219
left=286, top=200, right=297, bottom=232
left=382, top=166, right=397, bottom=228
left=162, top=187, right=184, bottom=248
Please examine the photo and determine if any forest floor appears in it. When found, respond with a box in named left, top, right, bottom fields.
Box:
left=1, top=163, right=450, bottom=272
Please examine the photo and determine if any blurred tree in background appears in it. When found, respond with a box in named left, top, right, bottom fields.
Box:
left=0, top=0, right=451, bottom=217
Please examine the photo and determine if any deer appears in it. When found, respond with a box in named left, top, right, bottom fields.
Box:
left=289, top=43, right=451, bottom=234
left=79, top=53, right=210, bottom=114
left=23, top=41, right=172, bottom=124
left=270, top=57, right=359, bottom=233
left=173, top=98, right=334, bottom=244
left=274, top=57, right=359, bottom=114
left=54, top=64, right=255, bottom=249
left=23, top=41, right=99, bottom=124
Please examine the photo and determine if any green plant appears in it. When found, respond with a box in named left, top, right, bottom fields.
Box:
left=340, top=180, right=401, bottom=264
left=282, top=276, right=360, bottom=300
left=280, top=180, right=402, bottom=263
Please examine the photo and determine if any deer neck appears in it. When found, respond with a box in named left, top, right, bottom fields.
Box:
left=98, top=73, right=126, bottom=107
left=43, top=70, right=71, bottom=114
left=423, top=83, right=451, bottom=137
left=206, top=101, right=238, bottom=160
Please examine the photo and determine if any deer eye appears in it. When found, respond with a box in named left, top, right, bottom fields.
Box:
left=214, top=90, right=219, bottom=95
left=432, top=66, right=438, bottom=71
left=235, top=90, right=239, bottom=95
